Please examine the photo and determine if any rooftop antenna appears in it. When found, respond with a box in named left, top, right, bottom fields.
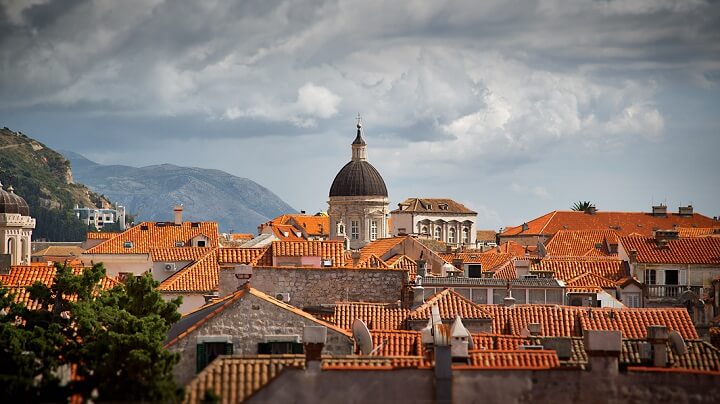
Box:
left=352, top=319, right=374, bottom=355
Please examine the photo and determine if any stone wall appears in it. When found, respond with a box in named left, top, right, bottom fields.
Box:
left=168, top=291, right=354, bottom=385
left=251, top=267, right=407, bottom=307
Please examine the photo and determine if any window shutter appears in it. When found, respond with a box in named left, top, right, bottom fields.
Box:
left=225, top=342, right=234, bottom=355
left=196, top=343, right=207, bottom=373
left=258, top=342, right=272, bottom=354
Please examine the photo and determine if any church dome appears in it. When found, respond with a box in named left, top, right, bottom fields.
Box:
left=0, top=183, right=30, bottom=216
left=329, top=160, right=388, bottom=197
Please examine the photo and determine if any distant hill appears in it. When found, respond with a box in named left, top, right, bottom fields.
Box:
left=0, top=127, right=113, bottom=241
left=61, top=151, right=296, bottom=233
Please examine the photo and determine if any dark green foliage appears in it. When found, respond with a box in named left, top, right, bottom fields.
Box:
left=571, top=201, right=595, bottom=212
left=0, top=263, right=183, bottom=402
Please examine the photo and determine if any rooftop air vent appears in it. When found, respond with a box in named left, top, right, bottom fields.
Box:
left=175, top=241, right=185, bottom=247
left=123, top=241, right=133, bottom=249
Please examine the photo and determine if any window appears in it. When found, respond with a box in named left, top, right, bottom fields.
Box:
left=624, top=292, right=641, bottom=308
left=351, top=221, right=359, bottom=240
left=545, top=289, right=563, bottom=304
left=370, top=220, right=378, bottom=241
left=257, top=341, right=303, bottom=355
left=462, top=228, right=470, bottom=244
left=644, top=269, right=657, bottom=285
left=434, top=227, right=441, bottom=241
left=514, top=289, right=527, bottom=304
left=455, top=288, right=471, bottom=299
left=123, top=241, right=133, bottom=249
left=337, top=223, right=345, bottom=235
left=421, top=225, right=428, bottom=235
left=196, top=341, right=233, bottom=373
left=175, top=241, right=185, bottom=247
left=448, top=228, right=456, bottom=244
left=196, top=240, right=206, bottom=247
left=492, top=289, right=506, bottom=304
left=468, top=264, right=482, bottom=278
left=529, top=289, right=545, bottom=304
left=471, top=289, right=487, bottom=304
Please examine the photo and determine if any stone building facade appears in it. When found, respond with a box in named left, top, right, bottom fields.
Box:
left=0, top=183, right=35, bottom=266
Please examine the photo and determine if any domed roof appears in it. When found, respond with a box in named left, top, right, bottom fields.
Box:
left=329, top=160, right=388, bottom=197
left=0, top=183, right=30, bottom=216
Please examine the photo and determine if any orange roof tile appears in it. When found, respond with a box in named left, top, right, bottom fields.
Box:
left=439, top=251, right=515, bottom=272
left=481, top=305, right=582, bottom=337
left=491, top=260, right=518, bottom=280
left=502, top=210, right=718, bottom=238
left=578, top=307, right=699, bottom=339
left=565, top=272, right=617, bottom=289
left=158, top=249, right=219, bottom=293
left=370, top=330, right=423, bottom=356
left=409, top=289, right=492, bottom=321
left=491, top=241, right=536, bottom=258
left=86, top=231, right=120, bottom=240
left=285, top=215, right=330, bottom=236
left=677, top=227, right=720, bottom=238
left=229, top=233, right=254, bottom=241
left=329, top=302, right=409, bottom=330
left=544, top=229, right=619, bottom=257
left=476, top=230, right=497, bottom=242
left=84, top=221, right=219, bottom=254
left=271, top=240, right=346, bottom=266
left=471, top=334, right=533, bottom=350
left=463, top=350, right=560, bottom=370
left=349, top=237, right=407, bottom=267
left=267, top=223, right=306, bottom=241
left=149, top=247, right=213, bottom=262
left=532, top=257, right=629, bottom=282
left=217, top=247, right=268, bottom=264
left=620, top=236, right=720, bottom=264
left=385, top=254, right=416, bottom=271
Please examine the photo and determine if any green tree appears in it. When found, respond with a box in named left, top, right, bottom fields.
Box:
left=0, top=263, right=183, bottom=402
left=571, top=201, right=595, bottom=212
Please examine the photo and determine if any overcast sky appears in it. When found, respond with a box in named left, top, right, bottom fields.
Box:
left=1, top=0, right=719, bottom=230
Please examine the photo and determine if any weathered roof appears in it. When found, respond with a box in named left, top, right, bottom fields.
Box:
left=391, top=198, right=477, bottom=214
left=408, top=289, right=492, bottom=321
left=620, top=236, right=720, bottom=264
left=84, top=221, right=219, bottom=254
left=544, top=229, right=619, bottom=257
left=531, top=257, right=629, bottom=282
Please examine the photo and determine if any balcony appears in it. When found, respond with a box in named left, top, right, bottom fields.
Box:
left=646, top=285, right=703, bottom=299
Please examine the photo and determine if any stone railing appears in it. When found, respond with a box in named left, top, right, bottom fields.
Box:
left=647, top=285, right=702, bottom=299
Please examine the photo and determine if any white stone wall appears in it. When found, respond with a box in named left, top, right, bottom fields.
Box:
left=168, top=292, right=354, bottom=385
left=251, top=267, right=407, bottom=307
left=328, top=195, right=389, bottom=250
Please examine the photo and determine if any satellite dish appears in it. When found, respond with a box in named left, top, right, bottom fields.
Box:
left=352, top=319, right=374, bottom=355
left=668, top=330, right=687, bottom=355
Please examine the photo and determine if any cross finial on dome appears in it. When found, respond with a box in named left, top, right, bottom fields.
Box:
left=352, top=114, right=366, bottom=146
left=356, top=112, right=362, bottom=129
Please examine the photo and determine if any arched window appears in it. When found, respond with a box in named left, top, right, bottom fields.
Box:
left=448, top=228, right=456, bottom=244
left=462, top=228, right=470, bottom=244
left=434, top=227, right=441, bottom=241
left=421, top=225, right=428, bottom=235
left=337, top=222, right=345, bottom=235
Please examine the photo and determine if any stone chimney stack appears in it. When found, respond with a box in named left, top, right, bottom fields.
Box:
left=651, top=204, right=667, bottom=217
left=678, top=205, right=693, bottom=217
left=351, top=250, right=361, bottom=267
left=647, top=325, right=669, bottom=368
left=416, top=259, right=427, bottom=278
left=583, top=330, right=622, bottom=375
left=173, top=205, right=183, bottom=225
left=412, top=277, right=425, bottom=309
left=303, top=326, right=327, bottom=372
left=515, top=259, right=530, bottom=279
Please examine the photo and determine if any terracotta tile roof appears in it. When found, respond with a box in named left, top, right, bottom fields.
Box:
left=621, top=339, right=720, bottom=372
left=494, top=241, right=536, bottom=258
left=472, top=334, right=533, bottom=350
left=322, top=356, right=429, bottom=369
left=216, top=247, right=268, bottom=264
left=463, top=350, right=560, bottom=369
left=391, top=198, right=477, bottom=214
left=578, top=307, right=698, bottom=339
left=544, top=229, right=619, bottom=257
left=370, top=330, right=423, bottom=356
left=352, top=253, right=389, bottom=269
left=1, top=264, right=120, bottom=309
left=228, top=233, right=254, bottom=241
left=84, top=221, right=219, bottom=254
left=158, top=249, right=219, bottom=293
left=86, top=231, right=120, bottom=240
left=349, top=237, right=407, bottom=267
left=385, top=254, right=416, bottom=271
left=267, top=223, right=306, bottom=241
left=409, top=289, right=492, bottom=321
left=439, top=251, right=515, bottom=272
left=271, top=240, right=346, bottom=266
left=149, top=247, right=214, bottom=262
left=31, top=245, right=85, bottom=258
left=328, top=302, right=409, bottom=330
left=183, top=355, right=305, bottom=404
left=532, top=257, right=629, bottom=282
left=482, top=305, right=582, bottom=337
left=501, top=210, right=719, bottom=237
left=285, top=214, right=330, bottom=236
left=677, top=227, right=720, bottom=238
left=491, top=260, right=518, bottom=280
left=620, top=236, right=720, bottom=264
left=476, top=230, right=497, bottom=242
left=565, top=272, right=617, bottom=289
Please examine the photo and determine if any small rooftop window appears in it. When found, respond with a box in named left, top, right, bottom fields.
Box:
left=140, top=225, right=149, bottom=230
left=123, top=241, right=133, bottom=249
left=175, top=241, right=185, bottom=247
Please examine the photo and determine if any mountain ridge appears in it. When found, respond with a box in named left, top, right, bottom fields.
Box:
left=61, top=151, right=296, bottom=233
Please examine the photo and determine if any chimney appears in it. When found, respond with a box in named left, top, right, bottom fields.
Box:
left=654, top=229, right=679, bottom=246
left=173, top=205, right=183, bottom=225
left=677, top=205, right=693, bottom=217
left=521, top=223, right=529, bottom=232
left=218, top=264, right=252, bottom=298
left=450, top=316, right=470, bottom=362
left=651, top=204, right=667, bottom=217
left=515, top=259, right=530, bottom=279
left=351, top=250, right=361, bottom=267
left=303, top=326, right=327, bottom=372
left=528, top=323, right=542, bottom=336
left=433, top=319, right=452, bottom=404
left=583, top=330, right=622, bottom=374
left=452, top=258, right=464, bottom=272
left=412, top=279, right=425, bottom=309
left=647, top=325, right=669, bottom=368
left=416, top=259, right=427, bottom=278
left=628, top=249, right=638, bottom=264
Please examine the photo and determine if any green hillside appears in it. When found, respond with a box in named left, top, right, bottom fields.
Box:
left=0, top=127, right=112, bottom=241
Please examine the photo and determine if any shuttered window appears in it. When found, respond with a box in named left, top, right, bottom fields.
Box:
left=196, top=342, right=233, bottom=373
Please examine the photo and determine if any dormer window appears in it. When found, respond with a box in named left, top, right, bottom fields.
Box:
left=123, top=241, right=133, bottom=249
left=175, top=241, right=185, bottom=247
left=196, top=240, right=206, bottom=247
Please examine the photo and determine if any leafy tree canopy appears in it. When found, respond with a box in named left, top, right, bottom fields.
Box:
left=0, top=263, right=183, bottom=402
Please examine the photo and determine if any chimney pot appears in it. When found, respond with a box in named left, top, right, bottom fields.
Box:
left=303, top=326, right=326, bottom=371
left=173, top=205, right=183, bottom=225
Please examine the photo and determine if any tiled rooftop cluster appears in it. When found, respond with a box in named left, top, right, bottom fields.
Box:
left=84, top=221, right=219, bottom=254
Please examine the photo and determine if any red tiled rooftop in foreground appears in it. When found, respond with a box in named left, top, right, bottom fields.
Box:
left=620, top=236, right=720, bottom=264
left=502, top=210, right=718, bottom=238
